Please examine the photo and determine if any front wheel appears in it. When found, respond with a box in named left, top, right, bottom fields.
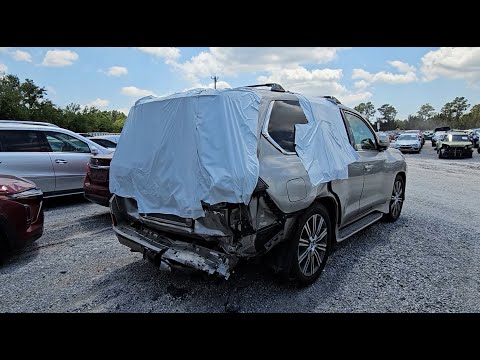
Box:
left=383, top=175, right=405, bottom=222
left=286, top=203, right=331, bottom=286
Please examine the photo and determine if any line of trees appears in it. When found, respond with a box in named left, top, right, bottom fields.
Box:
left=0, top=73, right=126, bottom=133
left=354, top=97, right=480, bottom=131
left=2, top=71, right=480, bottom=133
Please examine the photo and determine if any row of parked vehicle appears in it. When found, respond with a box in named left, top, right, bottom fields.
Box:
left=380, top=127, right=479, bottom=158
left=0, top=84, right=409, bottom=286
left=0, top=120, right=119, bottom=262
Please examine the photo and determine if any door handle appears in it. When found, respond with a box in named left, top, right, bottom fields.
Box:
left=364, top=164, right=373, bottom=171
left=55, top=159, right=68, bottom=164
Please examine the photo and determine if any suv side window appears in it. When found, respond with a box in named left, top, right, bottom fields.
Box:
left=0, top=130, right=50, bottom=152
left=266, top=100, right=308, bottom=153
left=344, top=112, right=377, bottom=151
left=44, top=131, right=91, bottom=153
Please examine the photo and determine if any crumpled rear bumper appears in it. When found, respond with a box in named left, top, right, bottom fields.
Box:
left=112, top=224, right=237, bottom=279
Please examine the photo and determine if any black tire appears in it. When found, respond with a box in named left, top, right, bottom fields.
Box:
left=432, top=141, right=436, bottom=147
left=285, top=203, right=332, bottom=286
left=0, top=228, right=9, bottom=265
left=477, top=147, right=480, bottom=154
left=383, top=175, right=404, bottom=223
left=466, top=152, right=473, bottom=158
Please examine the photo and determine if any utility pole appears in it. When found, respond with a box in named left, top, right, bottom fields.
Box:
left=211, top=75, right=219, bottom=89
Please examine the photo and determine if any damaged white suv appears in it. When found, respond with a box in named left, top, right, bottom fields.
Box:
left=109, top=84, right=406, bottom=285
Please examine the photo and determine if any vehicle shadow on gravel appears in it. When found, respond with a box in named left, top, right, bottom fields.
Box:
left=0, top=241, right=40, bottom=272
left=74, top=218, right=407, bottom=313
left=43, top=194, right=89, bottom=210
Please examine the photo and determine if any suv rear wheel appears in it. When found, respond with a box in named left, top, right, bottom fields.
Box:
left=286, top=203, right=331, bottom=286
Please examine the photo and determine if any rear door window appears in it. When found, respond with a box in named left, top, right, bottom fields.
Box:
left=266, top=100, right=308, bottom=153
left=44, top=131, right=91, bottom=153
left=0, top=130, right=50, bottom=152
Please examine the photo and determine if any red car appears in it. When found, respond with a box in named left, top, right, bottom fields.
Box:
left=0, top=175, right=44, bottom=260
left=84, top=154, right=113, bottom=207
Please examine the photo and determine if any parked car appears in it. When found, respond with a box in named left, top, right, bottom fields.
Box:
left=434, top=133, right=447, bottom=151
left=0, top=121, right=112, bottom=197
left=376, top=131, right=390, bottom=145
left=468, top=130, right=479, bottom=148
left=84, top=154, right=113, bottom=207
left=437, top=131, right=473, bottom=158
left=423, top=130, right=433, bottom=140
left=392, top=133, right=421, bottom=153
left=0, top=175, right=44, bottom=261
left=88, top=135, right=120, bottom=151
left=109, top=84, right=407, bottom=286
left=404, top=129, right=424, bottom=146
left=432, top=126, right=451, bottom=147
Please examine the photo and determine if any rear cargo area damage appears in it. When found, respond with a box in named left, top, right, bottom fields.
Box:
left=110, top=182, right=292, bottom=279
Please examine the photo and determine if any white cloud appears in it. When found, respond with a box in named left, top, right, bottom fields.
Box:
left=421, top=47, right=480, bottom=83
left=257, top=66, right=371, bottom=106
left=41, top=50, right=79, bottom=67
left=135, top=47, right=180, bottom=63
left=45, top=85, right=56, bottom=96
left=185, top=80, right=232, bottom=91
left=12, top=50, right=32, bottom=62
left=165, top=47, right=366, bottom=105
left=354, top=80, right=370, bottom=89
left=0, top=48, right=9, bottom=53
left=86, top=98, right=109, bottom=108
left=0, top=63, right=7, bottom=73
left=341, top=91, right=373, bottom=105
left=352, top=61, right=417, bottom=87
left=118, top=108, right=130, bottom=115
left=105, top=66, right=128, bottom=77
left=172, top=47, right=349, bottom=84
left=121, top=86, right=157, bottom=97
left=388, top=60, right=416, bottom=73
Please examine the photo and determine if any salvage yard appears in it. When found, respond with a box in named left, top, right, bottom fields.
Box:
left=1, top=145, right=479, bottom=313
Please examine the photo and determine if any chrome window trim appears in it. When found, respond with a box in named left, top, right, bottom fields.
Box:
left=261, top=100, right=297, bottom=155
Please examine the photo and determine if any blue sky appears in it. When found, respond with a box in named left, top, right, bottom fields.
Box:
left=1, top=47, right=479, bottom=120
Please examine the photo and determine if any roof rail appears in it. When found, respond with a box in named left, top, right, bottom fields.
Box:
left=246, top=83, right=285, bottom=92
left=321, top=96, right=342, bottom=104
left=0, top=120, right=59, bottom=127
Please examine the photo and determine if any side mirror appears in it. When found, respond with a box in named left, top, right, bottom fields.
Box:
left=91, top=146, right=99, bottom=155
left=377, top=137, right=390, bottom=150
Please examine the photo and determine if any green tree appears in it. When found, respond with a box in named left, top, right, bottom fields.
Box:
left=417, top=103, right=435, bottom=121
left=459, top=104, right=480, bottom=129
left=354, top=101, right=376, bottom=122
left=0, top=74, right=27, bottom=119
left=441, top=97, right=470, bottom=127
left=377, top=104, right=397, bottom=130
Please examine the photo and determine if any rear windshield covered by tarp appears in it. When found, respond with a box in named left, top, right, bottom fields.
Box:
left=109, top=88, right=261, bottom=219
left=110, top=88, right=358, bottom=219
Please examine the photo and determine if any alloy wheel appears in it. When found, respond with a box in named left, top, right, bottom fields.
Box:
left=297, top=214, right=328, bottom=277
left=390, top=180, right=403, bottom=218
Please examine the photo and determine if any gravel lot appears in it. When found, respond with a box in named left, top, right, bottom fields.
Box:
left=1, top=144, right=479, bottom=313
